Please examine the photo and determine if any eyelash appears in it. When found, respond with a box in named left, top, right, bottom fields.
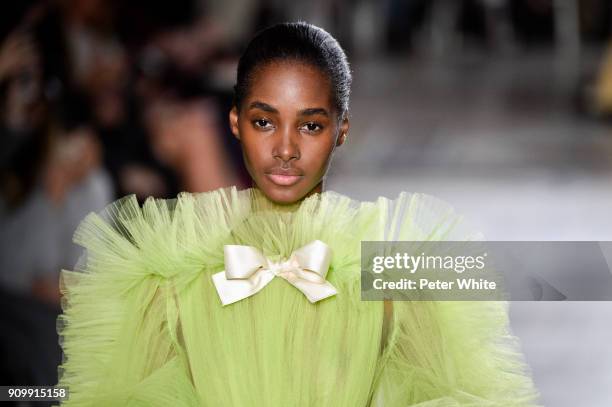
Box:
left=300, top=122, right=324, bottom=134
left=252, top=118, right=273, bottom=130
left=251, top=119, right=324, bottom=134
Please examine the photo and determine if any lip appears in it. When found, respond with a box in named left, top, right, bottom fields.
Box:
left=265, top=169, right=304, bottom=186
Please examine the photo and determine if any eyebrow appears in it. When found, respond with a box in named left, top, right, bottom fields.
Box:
left=298, top=107, right=329, bottom=117
left=248, top=101, right=278, bottom=113
left=248, top=101, right=329, bottom=117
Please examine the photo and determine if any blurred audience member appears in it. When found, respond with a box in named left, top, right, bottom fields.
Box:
left=144, top=96, right=241, bottom=193
left=0, top=5, right=112, bottom=388
left=59, top=0, right=128, bottom=129
left=86, top=0, right=249, bottom=201
left=125, top=0, right=248, bottom=198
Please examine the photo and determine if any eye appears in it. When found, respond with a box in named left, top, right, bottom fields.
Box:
left=300, top=122, right=323, bottom=134
left=252, top=118, right=274, bottom=130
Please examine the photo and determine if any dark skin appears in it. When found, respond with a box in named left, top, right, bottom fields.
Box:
left=229, top=61, right=349, bottom=205
left=229, top=60, right=393, bottom=347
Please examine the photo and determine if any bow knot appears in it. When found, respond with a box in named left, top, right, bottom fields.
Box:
left=267, top=256, right=300, bottom=277
left=212, top=240, right=337, bottom=306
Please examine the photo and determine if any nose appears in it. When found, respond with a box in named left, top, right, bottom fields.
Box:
left=272, top=126, right=300, bottom=164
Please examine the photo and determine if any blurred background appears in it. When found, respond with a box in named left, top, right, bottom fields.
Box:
left=1, top=0, right=611, bottom=406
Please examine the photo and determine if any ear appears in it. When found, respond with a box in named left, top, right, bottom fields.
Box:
left=229, top=106, right=240, bottom=140
left=335, top=115, right=350, bottom=147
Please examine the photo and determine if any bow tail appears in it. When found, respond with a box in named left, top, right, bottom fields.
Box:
left=285, top=278, right=338, bottom=303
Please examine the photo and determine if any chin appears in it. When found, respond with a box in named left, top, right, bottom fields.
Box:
left=256, top=179, right=309, bottom=205
left=262, top=187, right=304, bottom=205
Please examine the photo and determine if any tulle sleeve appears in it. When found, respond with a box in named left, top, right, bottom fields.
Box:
left=56, top=194, right=204, bottom=406
left=372, top=192, right=541, bottom=406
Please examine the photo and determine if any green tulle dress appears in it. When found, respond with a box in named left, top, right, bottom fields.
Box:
left=56, top=186, right=540, bottom=406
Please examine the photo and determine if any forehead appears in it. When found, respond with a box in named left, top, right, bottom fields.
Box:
left=245, top=61, right=334, bottom=112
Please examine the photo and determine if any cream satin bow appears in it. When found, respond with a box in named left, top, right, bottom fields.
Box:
left=212, top=240, right=337, bottom=306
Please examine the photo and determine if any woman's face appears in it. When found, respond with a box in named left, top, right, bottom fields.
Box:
left=229, top=61, right=349, bottom=204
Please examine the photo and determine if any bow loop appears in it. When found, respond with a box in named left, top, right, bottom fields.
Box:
left=293, top=240, right=332, bottom=279
left=212, top=240, right=337, bottom=306
left=223, top=245, right=268, bottom=279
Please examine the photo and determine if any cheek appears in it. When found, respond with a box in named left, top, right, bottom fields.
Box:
left=239, top=130, right=269, bottom=168
left=302, top=136, right=336, bottom=173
